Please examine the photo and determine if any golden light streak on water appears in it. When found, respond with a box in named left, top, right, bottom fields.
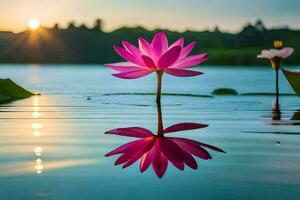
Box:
left=32, top=112, right=41, bottom=118
left=34, top=146, right=43, bottom=156
left=32, top=123, right=42, bottom=129
left=32, top=130, right=41, bottom=137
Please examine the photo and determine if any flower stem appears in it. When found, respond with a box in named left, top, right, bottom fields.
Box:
left=275, top=68, right=281, bottom=116
left=275, top=68, right=279, bottom=101
left=271, top=58, right=281, bottom=108
left=156, top=71, right=163, bottom=105
left=156, top=71, right=164, bottom=136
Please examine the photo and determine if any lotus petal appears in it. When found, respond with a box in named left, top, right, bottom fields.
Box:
left=257, top=50, right=276, bottom=59
left=151, top=32, right=168, bottom=57
left=138, top=37, right=153, bottom=57
left=179, top=41, right=196, bottom=60
left=163, top=123, right=208, bottom=134
left=105, top=127, right=154, bottom=138
left=113, top=69, right=152, bottom=79
left=105, top=139, right=144, bottom=157
left=113, top=45, right=145, bottom=66
left=181, top=148, right=198, bottom=169
left=279, top=47, right=294, bottom=58
left=158, top=138, right=184, bottom=170
left=122, top=41, right=142, bottom=57
left=169, top=38, right=184, bottom=49
left=114, top=139, right=150, bottom=165
left=105, top=64, right=144, bottom=73
left=140, top=145, right=156, bottom=173
left=123, top=138, right=155, bottom=168
left=152, top=143, right=168, bottom=178
left=141, top=55, right=157, bottom=69
left=171, top=53, right=207, bottom=69
left=157, top=46, right=182, bottom=69
left=105, top=62, right=137, bottom=67
left=164, top=68, right=203, bottom=77
left=258, top=48, right=294, bottom=59
left=173, top=138, right=212, bottom=160
left=175, top=138, right=225, bottom=153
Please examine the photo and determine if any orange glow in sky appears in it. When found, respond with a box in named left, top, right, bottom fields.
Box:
left=1, top=0, right=299, bottom=33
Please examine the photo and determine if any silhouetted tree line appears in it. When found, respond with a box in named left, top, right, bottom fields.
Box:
left=0, top=19, right=299, bottom=65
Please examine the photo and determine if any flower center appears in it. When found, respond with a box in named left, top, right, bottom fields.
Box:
left=274, top=40, right=282, bottom=49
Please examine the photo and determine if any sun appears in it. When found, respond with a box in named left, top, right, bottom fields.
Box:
left=28, top=19, right=40, bottom=31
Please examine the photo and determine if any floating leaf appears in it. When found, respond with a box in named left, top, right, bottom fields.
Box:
left=0, top=79, right=35, bottom=103
left=282, top=69, right=300, bottom=97
left=212, top=88, right=238, bottom=95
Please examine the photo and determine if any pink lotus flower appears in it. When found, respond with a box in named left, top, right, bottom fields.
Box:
left=257, top=41, right=294, bottom=99
left=257, top=48, right=294, bottom=60
left=105, top=32, right=207, bottom=79
left=257, top=41, right=294, bottom=71
left=105, top=123, right=225, bottom=178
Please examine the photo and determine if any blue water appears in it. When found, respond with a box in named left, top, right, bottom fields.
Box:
left=0, top=64, right=300, bottom=200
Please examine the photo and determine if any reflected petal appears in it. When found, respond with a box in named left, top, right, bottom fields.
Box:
left=175, top=137, right=226, bottom=153
left=105, top=127, right=154, bottom=138
left=105, top=123, right=224, bottom=178
left=114, top=139, right=151, bottom=165
left=105, top=140, right=143, bottom=156
left=172, top=138, right=211, bottom=160
left=123, top=138, right=155, bottom=168
left=158, top=138, right=184, bottom=170
left=163, top=123, right=208, bottom=134
left=181, top=148, right=198, bottom=169
left=140, top=146, right=155, bottom=173
left=152, top=143, right=168, bottom=178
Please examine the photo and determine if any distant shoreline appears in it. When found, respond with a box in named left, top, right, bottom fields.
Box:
left=0, top=19, right=299, bottom=65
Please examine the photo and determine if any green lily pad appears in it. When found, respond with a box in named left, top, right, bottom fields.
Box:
left=212, top=88, right=238, bottom=95
left=0, top=94, right=13, bottom=104
left=0, top=79, right=35, bottom=103
left=282, top=69, right=300, bottom=97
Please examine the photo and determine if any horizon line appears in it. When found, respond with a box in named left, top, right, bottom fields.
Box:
left=0, top=19, right=298, bottom=35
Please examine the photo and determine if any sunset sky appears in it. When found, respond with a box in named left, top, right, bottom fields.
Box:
left=1, top=0, right=300, bottom=33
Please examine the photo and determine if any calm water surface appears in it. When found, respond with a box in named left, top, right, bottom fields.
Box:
left=0, top=65, right=300, bottom=200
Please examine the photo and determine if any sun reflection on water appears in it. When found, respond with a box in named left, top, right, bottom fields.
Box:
left=31, top=96, right=44, bottom=175
left=35, top=159, right=44, bottom=174
left=34, top=146, right=43, bottom=156
left=32, top=111, right=41, bottom=119
left=32, top=123, right=42, bottom=129
left=0, top=93, right=99, bottom=176
left=32, top=130, right=41, bottom=137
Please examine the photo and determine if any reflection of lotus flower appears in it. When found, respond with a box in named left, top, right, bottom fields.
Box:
left=105, top=32, right=207, bottom=79
left=105, top=123, right=225, bottom=178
